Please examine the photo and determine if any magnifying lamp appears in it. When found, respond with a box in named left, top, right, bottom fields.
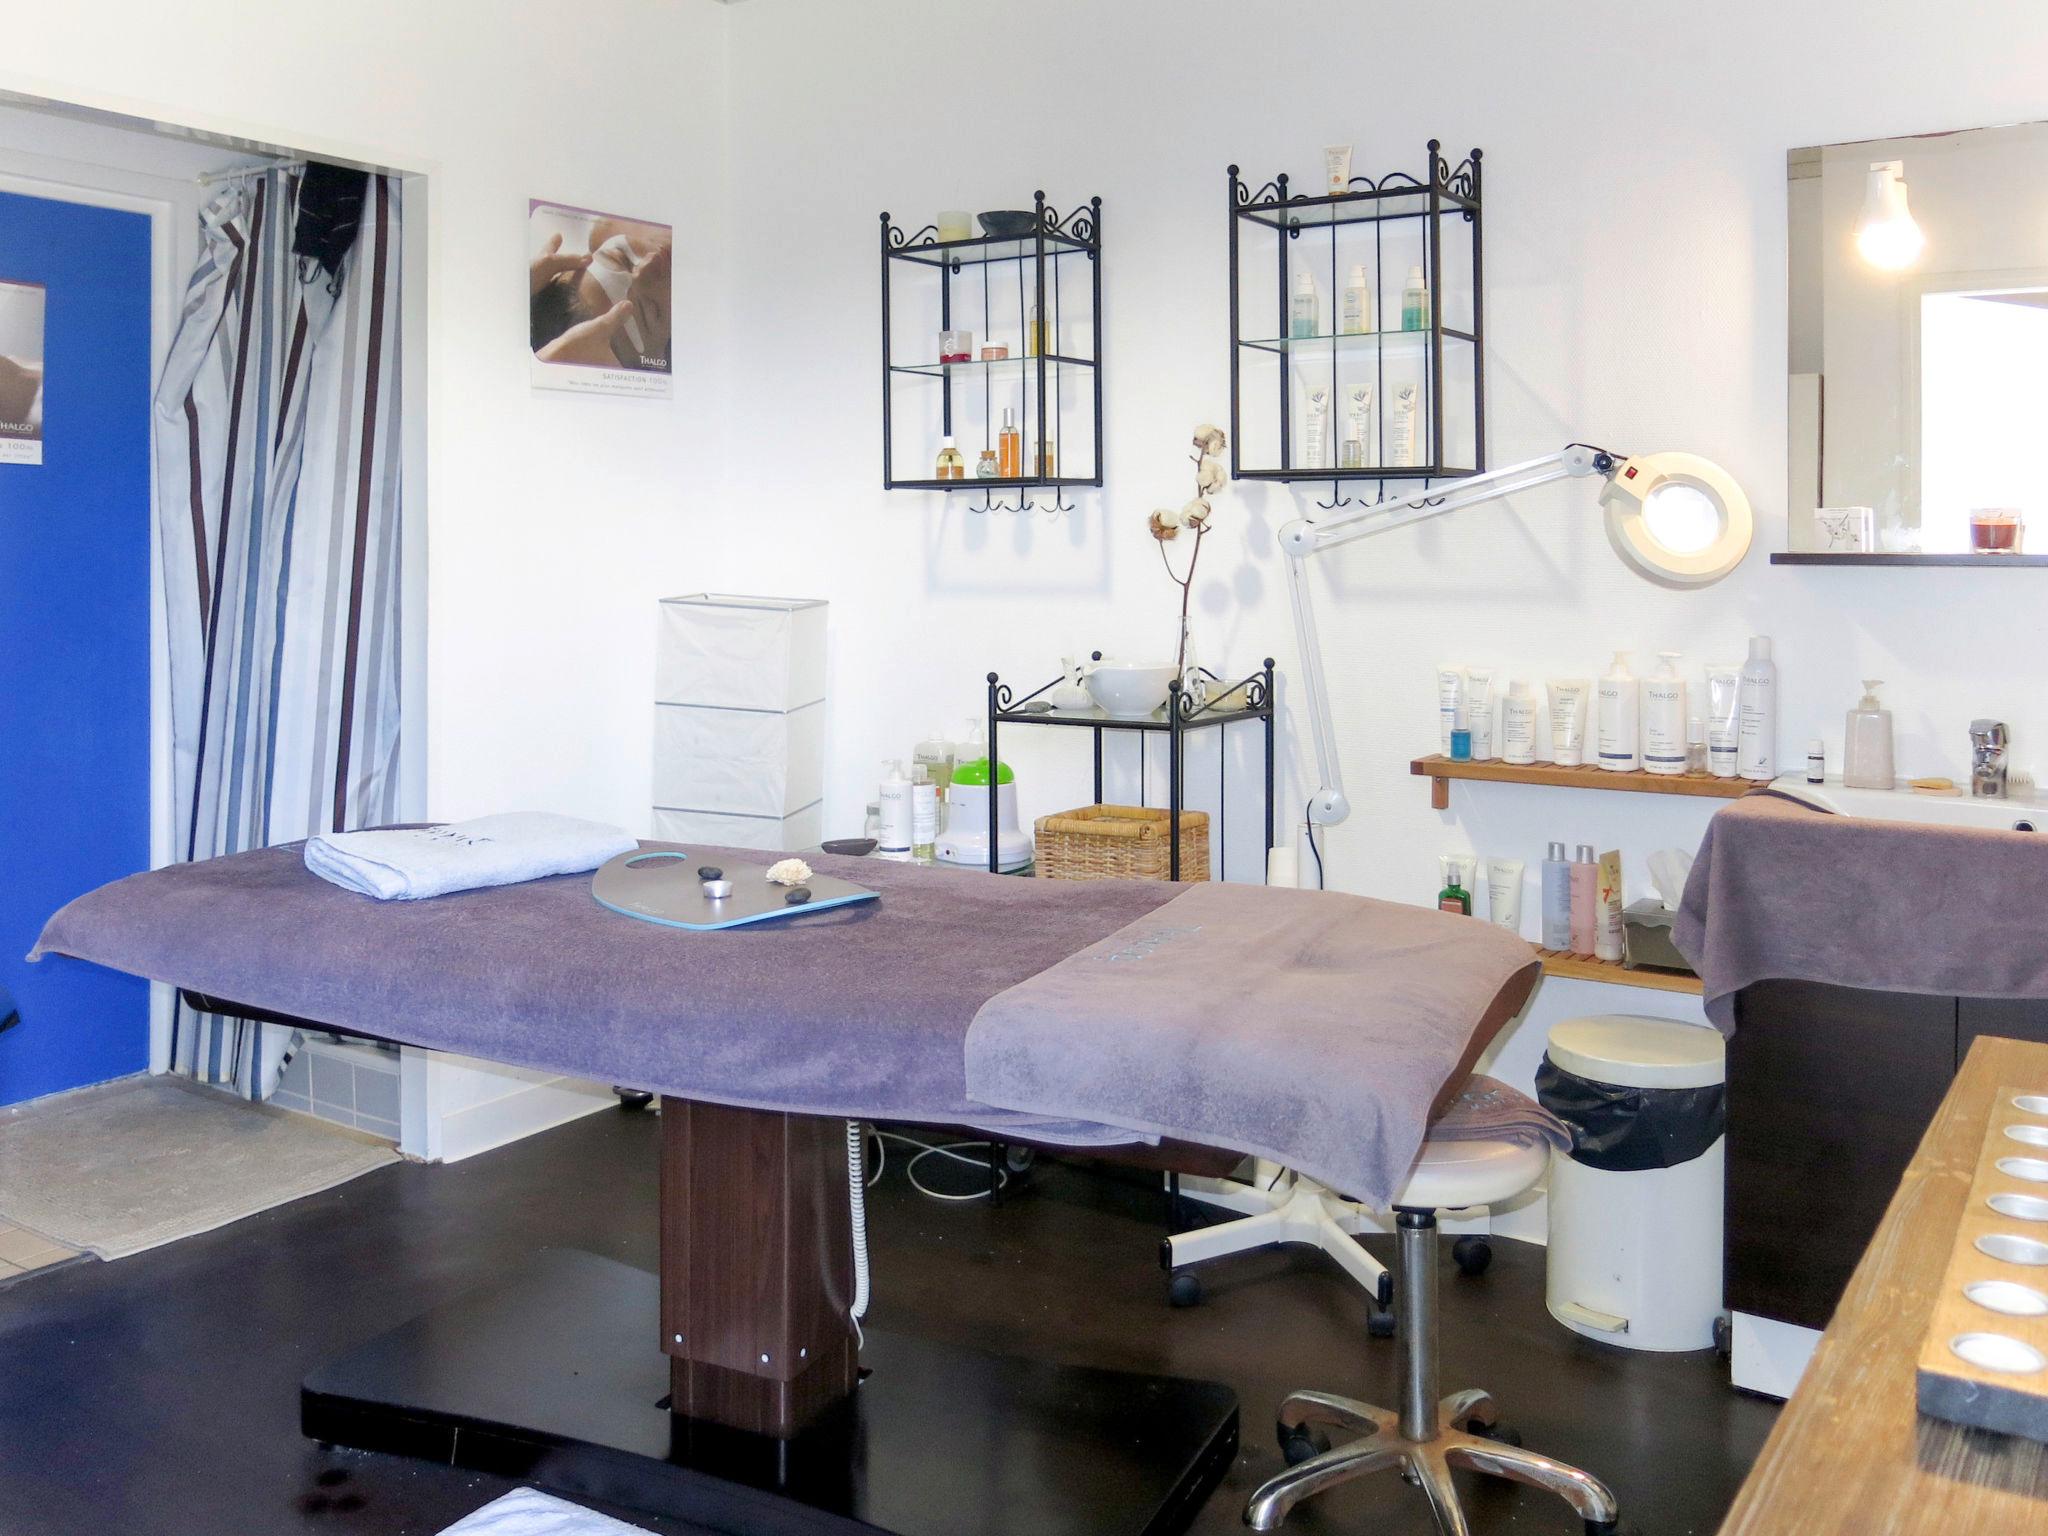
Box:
left=1278, top=444, right=1754, bottom=826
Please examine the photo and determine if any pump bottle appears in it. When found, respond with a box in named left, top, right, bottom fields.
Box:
left=1642, top=651, right=1687, bottom=776
left=1596, top=652, right=1640, bottom=772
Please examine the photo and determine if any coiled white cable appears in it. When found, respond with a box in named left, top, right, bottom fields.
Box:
left=847, top=1119, right=870, bottom=1345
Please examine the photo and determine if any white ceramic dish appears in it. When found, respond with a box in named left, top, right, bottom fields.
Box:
left=1085, top=662, right=1177, bottom=719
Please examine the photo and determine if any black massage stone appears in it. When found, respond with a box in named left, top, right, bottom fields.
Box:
left=696, top=866, right=722, bottom=881
left=784, top=887, right=813, bottom=905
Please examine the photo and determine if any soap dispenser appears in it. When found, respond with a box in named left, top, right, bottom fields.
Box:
left=1843, top=679, right=1896, bottom=790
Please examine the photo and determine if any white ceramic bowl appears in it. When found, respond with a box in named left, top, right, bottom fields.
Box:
left=1086, top=662, right=1177, bottom=719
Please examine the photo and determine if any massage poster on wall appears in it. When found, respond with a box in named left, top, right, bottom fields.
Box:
left=0, top=278, right=46, bottom=464
left=527, top=201, right=673, bottom=398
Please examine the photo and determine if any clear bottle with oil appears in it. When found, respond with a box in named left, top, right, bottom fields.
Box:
left=935, top=435, right=964, bottom=480
left=998, top=409, right=1022, bottom=478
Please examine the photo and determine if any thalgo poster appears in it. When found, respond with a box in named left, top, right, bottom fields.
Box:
left=527, top=201, right=673, bottom=398
left=0, top=278, right=45, bottom=465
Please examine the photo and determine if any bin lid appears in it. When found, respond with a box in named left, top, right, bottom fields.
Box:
left=1546, top=1014, right=1725, bottom=1090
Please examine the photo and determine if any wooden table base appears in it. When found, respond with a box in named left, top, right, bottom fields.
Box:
left=660, top=1098, right=859, bottom=1438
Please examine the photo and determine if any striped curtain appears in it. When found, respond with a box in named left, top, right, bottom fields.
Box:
left=153, top=169, right=403, bottom=1095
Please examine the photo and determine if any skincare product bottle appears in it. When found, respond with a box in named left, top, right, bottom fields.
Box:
left=1569, top=843, right=1597, bottom=957
left=1594, top=850, right=1625, bottom=962
left=911, top=764, right=938, bottom=865
left=1324, top=144, right=1353, bottom=195
left=1686, top=716, right=1708, bottom=776
left=1035, top=442, right=1056, bottom=478
left=1389, top=384, right=1419, bottom=468
left=1463, top=665, right=1496, bottom=761
left=1450, top=728, right=1472, bottom=762
left=1340, top=264, right=1372, bottom=335
left=1401, top=265, right=1429, bottom=331
left=1541, top=841, right=1572, bottom=950
left=1705, top=663, right=1741, bottom=777
left=1548, top=678, right=1590, bottom=767
left=1737, top=636, right=1777, bottom=781
left=1291, top=271, right=1319, bottom=339
left=1805, top=739, right=1825, bottom=785
left=998, top=409, right=1022, bottom=479
left=1486, top=857, right=1525, bottom=934
left=913, top=730, right=956, bottom=792
left=975, top=448, right=999, bottom=479
left=1596, top=652, right=1640, bottom=773
left=1303, top=385, right=1332, bottom=470
left=1501, top=679, right=1540, bottom=766
left=1437, top=855, right=1472, bottom=916
left=1341, top=382, right=1374, bottom=470
left=939, top=329, right=973, bottom=365
left=1642, top=651, right=1687, bottom=776
left=1024, top=304, right=1044, bottom=358
left=935, top=436, right=965, bottom=480
left=1435, top=663, right=1464, bottom=753
left=1843, top=680, right=1895, bottom=790
left=877, top=761, right=913, bottom=861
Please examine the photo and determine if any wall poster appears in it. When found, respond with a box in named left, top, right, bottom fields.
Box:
left=0, top=278, right=45, bottom=464
left=527, top=201, right=672, bottom=398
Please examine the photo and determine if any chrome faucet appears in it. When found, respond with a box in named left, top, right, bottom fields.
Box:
left=1971, top=719, right=2010, bottom=799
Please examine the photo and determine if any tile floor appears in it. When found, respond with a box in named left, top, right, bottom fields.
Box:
left=0, top=1218, right=82, bottom=1282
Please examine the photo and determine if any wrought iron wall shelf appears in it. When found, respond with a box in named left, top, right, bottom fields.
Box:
left=880, top=194, right=1103, bottom=513
left=1228, top=142, right=1485, bottom=509
left=985, top=657, right=1276, bottom=881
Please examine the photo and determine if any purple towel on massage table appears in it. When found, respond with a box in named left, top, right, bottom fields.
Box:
left=966, top=880, right=1545, bottom=1204
left=1674, top=791, right=2048, bottom=1031
left=32, top=840, right=1539, bottom=1204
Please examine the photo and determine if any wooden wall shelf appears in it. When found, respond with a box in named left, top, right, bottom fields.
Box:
left=1534, top=946, right=1703, bottom=995
left=1411, top=754, right=1755, bottom=811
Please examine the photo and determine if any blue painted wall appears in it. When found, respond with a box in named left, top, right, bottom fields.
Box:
left=0, top=190, right=154, bottom=1106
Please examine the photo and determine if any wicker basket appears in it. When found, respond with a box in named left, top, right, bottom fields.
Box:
left=1033, top=804, right=1210, bottom=882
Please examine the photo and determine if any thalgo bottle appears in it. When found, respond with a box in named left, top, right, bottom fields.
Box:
left=1596, top=651, right=1640, bottom=772
left=877, top=760, right=913, bottom=861
left=1737, top=635, right=1778, bottom=781
left=1501, top=680, right=1540, bottom=766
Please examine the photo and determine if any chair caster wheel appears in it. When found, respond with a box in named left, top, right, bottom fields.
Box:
left=1168, top=1270, right=1202, bottom=1308
left=1471, top=1419, right=1523, bottom=1447
left=1279, top=1426, right=1330, bottom=1466
left=1713, top=1314, right=1733, bottom=1358
left=1452, top=1235, right=1493, bottom=1276
left=1367, top=1308, right=1397, bottom=1338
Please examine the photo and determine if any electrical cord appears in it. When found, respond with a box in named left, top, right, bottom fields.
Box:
left=1304, top=797, right=1325, bottom=889
left=847, top=1120, right=871, bottom=1345
left=875, top=1130, right=1010, bottom=1202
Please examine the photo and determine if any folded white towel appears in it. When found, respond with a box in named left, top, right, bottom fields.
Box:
left=436, top=1487, right=645, bottom=1535
left=304, top=813, right=639, bottom=901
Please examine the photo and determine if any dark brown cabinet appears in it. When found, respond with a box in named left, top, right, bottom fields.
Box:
left=1728, top=981, right=1959, bottom=1330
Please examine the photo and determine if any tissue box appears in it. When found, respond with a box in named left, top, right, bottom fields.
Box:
left=1623, top=899, right=1695, bottom=976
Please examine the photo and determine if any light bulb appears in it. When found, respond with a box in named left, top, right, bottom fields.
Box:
left=1856, top=160, right=1924, bottom=271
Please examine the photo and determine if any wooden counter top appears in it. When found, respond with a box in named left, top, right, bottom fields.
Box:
left=1718, top=1033, right=2048, bottom=1534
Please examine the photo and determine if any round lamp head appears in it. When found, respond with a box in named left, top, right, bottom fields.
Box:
left=1599, top=451, right=1753, bottom=585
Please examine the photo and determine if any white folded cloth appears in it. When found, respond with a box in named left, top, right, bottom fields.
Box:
left=303, top=813, right=639, bottom=901
left=436, top=1488, right=645, bottom=1534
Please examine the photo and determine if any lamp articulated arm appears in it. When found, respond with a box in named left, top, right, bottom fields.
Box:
left=1281, top=446, right=1615, bottom=828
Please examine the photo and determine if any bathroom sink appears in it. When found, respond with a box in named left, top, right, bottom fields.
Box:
left=1772, top=776, right=2048, bottom=833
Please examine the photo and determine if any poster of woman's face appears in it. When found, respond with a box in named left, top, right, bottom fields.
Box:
left=528, top=201, right=672, bottom=398
left=0, top=279, right=46, bottom=465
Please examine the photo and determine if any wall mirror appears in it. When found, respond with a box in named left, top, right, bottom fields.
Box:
left=1789, top=121, right=2048, bottom=557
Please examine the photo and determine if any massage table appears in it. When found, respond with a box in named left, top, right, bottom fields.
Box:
left=33, top=840, right=1541, bottom=1536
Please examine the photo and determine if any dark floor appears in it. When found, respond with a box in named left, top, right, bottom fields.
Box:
left=0, top=1107, right=1775, bottom=1536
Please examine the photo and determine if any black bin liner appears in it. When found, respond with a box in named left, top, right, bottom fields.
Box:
left=1534, top=1054, right=1725, bottom=1173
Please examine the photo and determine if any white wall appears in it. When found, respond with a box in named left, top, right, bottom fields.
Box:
left=3, top=0, right=734, bottom=834
left=701, top=0, right=2048, bottom=1181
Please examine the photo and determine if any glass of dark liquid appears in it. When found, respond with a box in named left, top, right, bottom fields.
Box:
left=1971, top=508, right=2024, bottom=554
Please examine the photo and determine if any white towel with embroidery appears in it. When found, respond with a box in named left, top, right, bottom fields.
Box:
left=303, top=813, right=639, bottom=901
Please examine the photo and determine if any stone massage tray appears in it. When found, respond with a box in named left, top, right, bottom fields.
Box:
left=591, top=850, right=878, bottom=931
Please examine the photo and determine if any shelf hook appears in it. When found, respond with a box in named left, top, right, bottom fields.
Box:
left=1315, top=481, right=1351, bottom=511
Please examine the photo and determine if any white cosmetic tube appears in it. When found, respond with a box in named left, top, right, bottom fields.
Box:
left=1436, top=664, right=1465, bottom=752
left=1501, top=681, right=1540, bottom=766
left=1548, top=679, right=1590, bottom=767
left=1463, top=665, right=1497, bottom=760
left=1304, top=384, right=1331, bottom=470
left=1486, top=858, right=1525, bottom=933
left=1324, top=144, right=1353, bottom=195
left=1705, top=664, right=1741, bottom=778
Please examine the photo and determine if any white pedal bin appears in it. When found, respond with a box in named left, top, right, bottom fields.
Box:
left=1542, top=1014, right=1726, bottom=1352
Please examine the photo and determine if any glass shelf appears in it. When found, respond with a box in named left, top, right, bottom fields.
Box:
left=1235, top=185, right=1475, bottom=233
left=1237, top=327, right=1474, bottom=358
left=887, top=232, right=1095, bottom=268
left=889, top=354, right=1096, bottom=380
left=891, top=475, right=1097, bottom=492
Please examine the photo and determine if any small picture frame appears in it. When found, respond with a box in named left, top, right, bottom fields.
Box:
left=1813, top=505, right=1875, bottom=552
